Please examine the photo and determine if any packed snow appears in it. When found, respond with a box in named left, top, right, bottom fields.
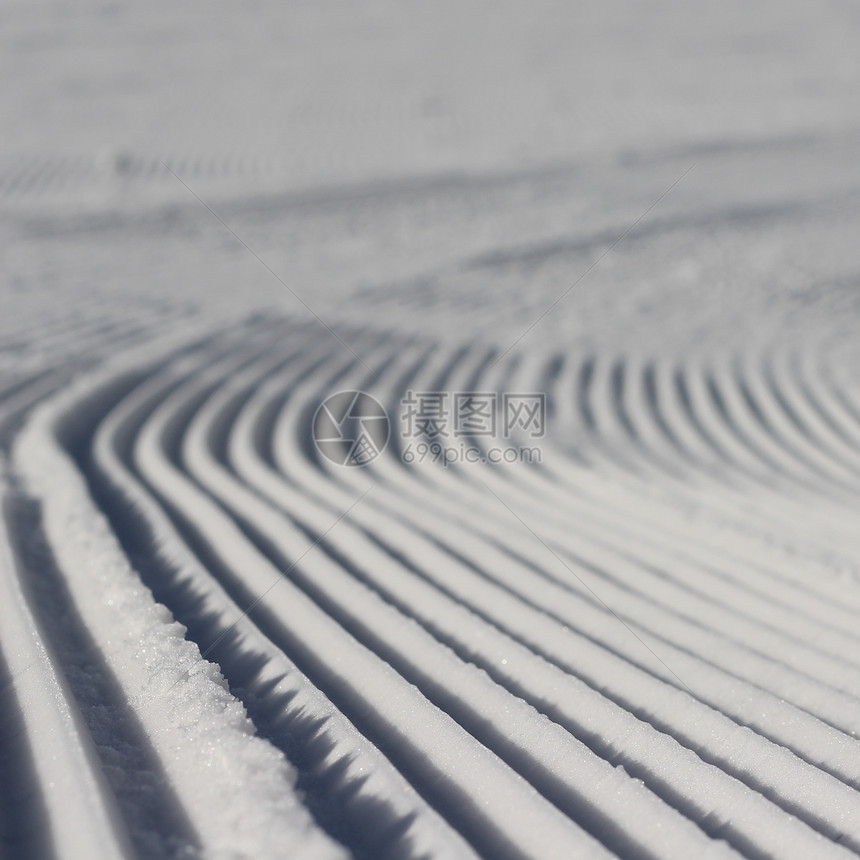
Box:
left=3, top=0, right=860, bottom=858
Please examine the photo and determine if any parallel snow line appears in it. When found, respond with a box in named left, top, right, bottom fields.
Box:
left=131, top=347, right=612, bottom=860
left=534, top=429, right=860, bottom=631
left=369, top=438, right=860, bottom=786
left=323, top=343, right=860, bottom=741
left=0, top=372, right=68, bottom=450
left=609, top=346, right=857, bottom=499
left=228, top=345, right=860, bottom=859
left=779, top=347, right=860, bottom=476
left=193, top=343, right=747, bottom=860
left=13, top=337, right=347, bottom=860
left=459, top=349, right=860, bottom=632
left=4, top=486, right=208, bottom=860
left=506, top=453, right=860, bottom=675
left=520, top=349, right=860, bottom=636
left=818, top=350, right=860, bottom=482
left=761, top=348, right=860, bottom=483
left=7, top=307, right=860, bottom=860
left=85, top=342, right=480, bottom=860
left=500, top=340, right=860, bottom=584
left=799, top=346, right=860, bottom=460
left=459, top=493, right=860, bottom=715
left=260, top=340, right=860, bottom=848
left=444, top=372, right=860, bottom=696
left=572, top=351, right=858, bottom=553
left=0, top=487, right=134, bottom=860
left=677, top=357, right=799, bottom=488
left=278, top=340, right=860, bottom=793
left=732, top=359, right=857, bottom=497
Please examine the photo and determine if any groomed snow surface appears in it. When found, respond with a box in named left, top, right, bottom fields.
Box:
left=4, top=0, right=860, bottom=858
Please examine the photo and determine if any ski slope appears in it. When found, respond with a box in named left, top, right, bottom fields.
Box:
left=4, top=0, right=860, bottom=858
left=4, top=318, right=860, bottom=858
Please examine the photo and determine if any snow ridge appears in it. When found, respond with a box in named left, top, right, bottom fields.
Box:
left=3, top=316, right=860, bottom=858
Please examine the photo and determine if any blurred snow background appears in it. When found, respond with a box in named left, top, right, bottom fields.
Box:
left=3, top=0, right=860, bottom=360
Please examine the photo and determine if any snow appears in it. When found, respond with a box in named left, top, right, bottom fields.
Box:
left=13, top=365, right=346, bottom=860
left=4, top=0, right=860, bottom=857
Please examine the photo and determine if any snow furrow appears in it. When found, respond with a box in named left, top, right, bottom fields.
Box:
left=128, top=343, right=613, bottom=860
left=228, top=344, right=860, bottom=858
left=0, top=488, right=134, bottom=860
left=84, top=345, right=481, bottom=860
left=12, top=342, right=348, bottom=860
left=5, top=306, right=860, bottom=860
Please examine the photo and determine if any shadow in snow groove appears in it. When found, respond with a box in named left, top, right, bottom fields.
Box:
left=78, top=415, right=424, bottom=860
left=5, top=494, right=201, bottom=860
left=0, top=641, right=54, bottom=860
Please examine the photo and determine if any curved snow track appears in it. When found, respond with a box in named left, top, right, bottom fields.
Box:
left=3, top=317, right=860, bottom=859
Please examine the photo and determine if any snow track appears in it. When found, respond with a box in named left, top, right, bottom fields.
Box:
left=7, top=0, right=860, bottom=854
left=3, top=314, right=860, bottom=858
